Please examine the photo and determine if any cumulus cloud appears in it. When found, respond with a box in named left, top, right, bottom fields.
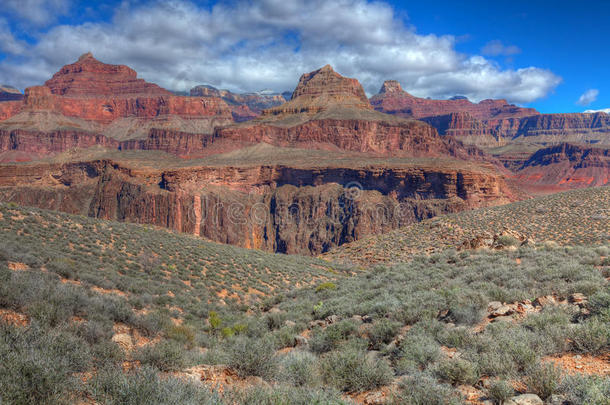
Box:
left=0, top=19, right=27, bottom=55
left=0, top=0, right=561, bottom=103
left=576, top=89, right=599, bottom=106
left=481, top=40, right=521, bottom=56
left=584, top=108, right=610, bottom=114
left=2, top=0, right=72, bottom=26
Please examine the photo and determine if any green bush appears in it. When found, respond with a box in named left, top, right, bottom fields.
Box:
left=496, top=235, right=520, bottom=248
left=570, top=319, right=609, bottom=354
left=309, top=320, right=358, bottom=354
left=487, top=379, right=514, bottom=404
left=390, top=372, right=461, bottom=405
left=89, top=365, right=223, bottom=405
left=394, top=332, right=440, bottom=373
left=279, top=351, right=320, bottom=387
left=434, top=358, right=479, bottom=386
left=559, top=373, right=610, bottom=405
left=134, top=341, right=186, bottom=372
left=320, top=345, right=392, bottom=392
left=226, top=384, right=348, bottom=405
left=525, top=363, right=562, bottom=400
left=316, top=282, right=337, bottom=293
left=368, top=319, right=401, bottom=349
left=226, top=336, right=277, bottom=378
left=166, top=324, right=195, bottom=346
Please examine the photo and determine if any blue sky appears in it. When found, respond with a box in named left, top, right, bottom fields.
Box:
left=0, top=0, right=608, bottom=113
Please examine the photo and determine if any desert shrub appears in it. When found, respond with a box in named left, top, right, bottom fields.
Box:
left=272, top=325, right=297, bottom=349
left=570, top=318, right=609, bottom=354
left=226, top=384, right=347, bottom=405
left=390, top=372, right=461, bottom=405
left=134, top=341, right=185, bottom=372
left=226, top=336, right=277, bottom=378
left=89, top=365, right=223, bottom=405
left=525, top=363, right=562, bottom=400
left=308, top=320, right=358, bottom=355
left=487, top=379, right=514, bottom=404
left=166, top=324, right=195, bottom=347
left=447, top=304, right=485, bottom=326
left=208, top=310, right=222, bottom=332
left=559, top=373, right=610, bottom=405
left=135, top=311, right=172, bottom=337
left=0, top=322, right=91, bottom=405
left=496, top=235, right=520, bottom=248
left=368, top=319, right=401, bottom=349
left=434, top=358, right=479, bottom=386
left=315, top=282, right=337, bottom=293
left=320, top=345, right=392, bottom=392
left=588, top=289, right=610, bottom=318
left=278, top=351, right=320, bottom=387
left=394, top=332, right=440, bottom=373
left=264, top=311, right=286, bottom=330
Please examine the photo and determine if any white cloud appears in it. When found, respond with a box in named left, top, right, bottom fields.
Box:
left=481, top=40, right=521, bottom=56
left=576, top=89, right=599, bottom=106
left=0, top=0, right=561, bottom=104
left=2, top=0, right=72, bottom=26
left=584, top=108, right=610, bottom=114
left=0, top=19, right=27, bottom=55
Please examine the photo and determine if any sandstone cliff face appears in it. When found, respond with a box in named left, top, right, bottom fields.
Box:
left=370, top=80, right=539, bottom=120
left=119, top=128, right=216, bottom=156
left=0, top=159, right=512, bottom=255
left=0, top=129, right=118, bottom=155
left=421, top=112, right=502, bottom=147
left=515, top=143, right=610, bottom=188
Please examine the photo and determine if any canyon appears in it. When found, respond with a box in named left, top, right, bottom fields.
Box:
left=0, top=54, right=607, bottom=253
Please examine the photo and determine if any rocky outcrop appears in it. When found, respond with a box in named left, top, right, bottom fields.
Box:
left=0, top=85, right=23, bottom=102
left=0, top=158, right=513, bottom=255
left=370, top=80, right=539, bottom=120
left=515, top=143, right=610, bottom=188
left=190, top=85, right=287, bottom=121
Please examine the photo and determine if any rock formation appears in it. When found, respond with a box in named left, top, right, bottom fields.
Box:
left=190, top=85, right=287, bottom=121
left=515, top=143, right=610, bottom=188
left=215, top=65, right=489, bottom=161
left=0, top=153, right=514, bottom=254
left=0, top=85, right=23, bottom=102
left=370, top=80, right=539, bottom=121
left=0, top=53, right=233, bottom=159
left=44, top=52, right=171, bottom=97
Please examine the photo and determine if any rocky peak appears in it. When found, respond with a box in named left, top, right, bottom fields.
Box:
left=263, top=65, right=372, bottom=117
left=44, top=54, right=171, bottom=98
left=379, top=80, right=404, bottom=94
left=290, top=64, right=369, bottom=104
left=78, top=52, right=94, bottom=61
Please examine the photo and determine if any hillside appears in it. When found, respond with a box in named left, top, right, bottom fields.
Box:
left=324, top=186, right=610, bottom=266
left=1, top=203, right=608, bottom=404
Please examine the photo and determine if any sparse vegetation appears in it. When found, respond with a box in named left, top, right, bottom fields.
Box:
left=0, top=201, right=608, bottom=404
